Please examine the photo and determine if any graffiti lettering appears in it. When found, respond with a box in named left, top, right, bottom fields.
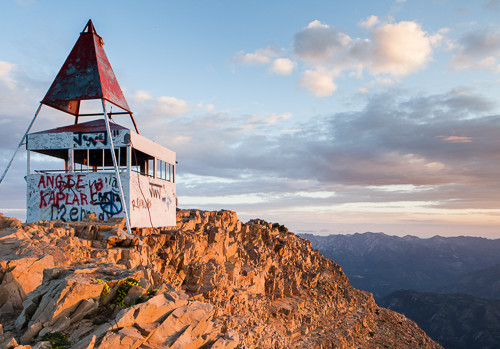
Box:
left=73, top=132, right=107, bottom=147
left=76, top=174, right=85, bottom=189
left=39, top=174, right=71, bottom=190
left=50, top=204, right=66, bottom=221
left=89, top=178, right=105, bottom=203
left=149, top=183, right=162, bottom=199
left=50, top=205, right=93, bottom=222
left=39, top=190, right=88, bottom=208
left=72, top=130, right=120, bottom=148
left=132, top=198, right=151, bottom=210
left=33, top=173, right=122, bottom=220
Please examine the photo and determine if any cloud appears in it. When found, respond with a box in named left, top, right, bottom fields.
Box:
left=232, top=19, right=444, bottom=96
left=293, top=19, right=441, bottom=76
left=287, top=90, right=497, bottom=189
left=197, top=103, right=215, bottom=112
left=450, top=28, right=500, bottom=71
left=127, top=91, right=191, bottom=125
left=268, top=58, right=296, bottom=75
left=0, top=61, right=17, bottom=89
left=149, top=88, right=500, bottom=216
left=484, top=0, right=500, bottom=11
left=299, top=68, right=338, bottom=96
left=359, top=15, right=380, bottom=29
left=152, top=96, right=190, bottom=116
left=294, top=21, right=354, bottom=64
left=370, top=21, right=439, bottom=76
left=233, top=50, right=270, bottom=65
left=358, top=77, right=396, bottom=93
left=288, top=19, right=443, bottom=95
left=231, top=45, right=282, bottom=65
left=132, top=90, right=153, bottom=104
left=266, top=112, right=292, bottom=124
left=437, top=135, right=473, bottom=143
left=306, top=20, right=330, bottom=29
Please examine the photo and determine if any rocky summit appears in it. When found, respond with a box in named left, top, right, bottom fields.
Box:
left=0, top=210, right=440, bottom=349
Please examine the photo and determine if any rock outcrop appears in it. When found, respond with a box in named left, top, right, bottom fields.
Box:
left=0, top=211, right=441, bottom=348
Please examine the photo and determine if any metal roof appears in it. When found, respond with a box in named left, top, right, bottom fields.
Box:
left=41, top=20, right=131, bottom=116
left=31, top=119, right=128, bottom=134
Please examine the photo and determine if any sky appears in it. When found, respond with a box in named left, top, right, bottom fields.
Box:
left=1, top=0, right=500, bottom=238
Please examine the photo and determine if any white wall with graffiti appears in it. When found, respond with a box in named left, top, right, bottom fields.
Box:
left=28, top=128, right=129, bottom=150
left=26, top=171, right=176, bottom=227
left=26, top=121, right=177, bottom=228
left=129, top=174, right=176, bottom=227
left=26, top=172, right=128, bottom=223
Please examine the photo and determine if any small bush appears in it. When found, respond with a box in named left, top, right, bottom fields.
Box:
left=112, top=278, right=139, bottom=307
left=272, top=223, right=288, bottom=233
left=96, top=279, right=110, bottom=298
left=41, top=332, right=71, bottom=349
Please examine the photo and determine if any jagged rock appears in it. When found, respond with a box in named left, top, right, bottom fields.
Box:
left=0, top=210, right=442, bottom=349
left=97, top=326, right=145, bottom=348
left=147, top=301, right=214, bottom=346
left=0, top=215, right=22, bottom=230
left=0, top=255, right=55, bottom=301
left=114, top=290, right=189, bottom=328
left=212, top=330, right=239, bottom=349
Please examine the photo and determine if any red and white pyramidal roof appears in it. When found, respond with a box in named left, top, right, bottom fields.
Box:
left=41, top=19, right=131, bottom=117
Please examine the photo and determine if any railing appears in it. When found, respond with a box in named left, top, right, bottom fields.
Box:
left=34, top=168, right=128, bottom=174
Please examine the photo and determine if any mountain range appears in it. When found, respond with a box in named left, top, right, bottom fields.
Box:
left=300, top=232, right=500, bottom=299
left=379, top=290, right=500, bottom=349
left=301, top=232, right=500, bottom=348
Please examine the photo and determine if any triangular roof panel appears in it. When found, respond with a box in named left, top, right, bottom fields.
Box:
left=41, top=20, right=131, bottom=116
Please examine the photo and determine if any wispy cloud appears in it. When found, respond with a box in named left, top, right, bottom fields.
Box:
left=230, top=45, right=282, bottom=65
left=131, top=87, right=500, bottom=218
left=359, top=15, right=380, bottom=29
left=450, top=28, right=500, bottom=72
left=0, top=61, right=17, bottom=89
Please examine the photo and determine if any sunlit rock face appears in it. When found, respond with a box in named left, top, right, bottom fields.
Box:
left=0, top=211, right=441, bottom=348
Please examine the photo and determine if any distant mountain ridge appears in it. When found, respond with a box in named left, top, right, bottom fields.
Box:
left=436, top=263, right=500, bottom=299
left=300, top=232, right=500, bottom=299
left=379, top=290, right=500, bottom=349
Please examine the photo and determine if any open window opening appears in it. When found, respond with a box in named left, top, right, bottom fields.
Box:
left=130, top=148, right=174, bottom=182
left=156, top=159, right=175, bottom=182
left=29, top=149, right=67, bottom=174
left=30, top=147, right=128, bottom=174
left=73, top=148, right=127, bottom=172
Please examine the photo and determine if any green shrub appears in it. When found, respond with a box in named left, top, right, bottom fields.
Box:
left=112, top=278, right=139, bottom=307
left=41, top=332, right=71, bottom=348
left=272, top=223, right=288, bottom=233
left=96, top=279, right=110, bottom=298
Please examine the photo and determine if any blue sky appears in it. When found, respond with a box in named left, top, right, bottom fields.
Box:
left=2, top=0, right=500, bottom=237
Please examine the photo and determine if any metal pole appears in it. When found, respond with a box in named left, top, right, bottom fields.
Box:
left=101, top=100, right=132, bottom=235
left=0, top=103, right=42, bottom=185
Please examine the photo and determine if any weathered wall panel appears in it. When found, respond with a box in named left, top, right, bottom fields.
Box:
left=130, top=133, right=176, bottom=165
left=26, top=172, right=128, bottom=223
left=28, top=130, right=129, bottom=151
left=129, top=173, right=176, bottom=228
